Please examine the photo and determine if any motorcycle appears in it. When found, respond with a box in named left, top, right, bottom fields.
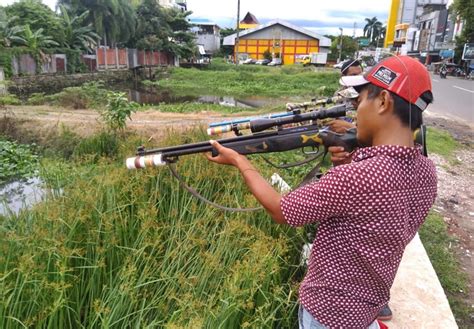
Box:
left=439, top=65, right=448, bottom=79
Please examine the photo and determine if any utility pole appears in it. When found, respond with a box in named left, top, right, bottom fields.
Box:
left=235, top=0, right=240, bottom=65
left=338, top=27, right=343, bottom=63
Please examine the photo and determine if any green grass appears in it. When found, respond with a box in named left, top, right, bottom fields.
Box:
left=419, top=212, right=472, bottom=328
left=427, top=127, right=463, bottom=160
left=142, top=102, right=283, bottom=115
left=145, top=64, right=339, bottom=99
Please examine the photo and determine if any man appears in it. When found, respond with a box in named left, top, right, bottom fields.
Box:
left=206, top=56, right=437, bottom=328
left=341, top=58, right=363, bottom=76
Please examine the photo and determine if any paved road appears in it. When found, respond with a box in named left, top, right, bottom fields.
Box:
left=427, top=73, right=474, bottom=124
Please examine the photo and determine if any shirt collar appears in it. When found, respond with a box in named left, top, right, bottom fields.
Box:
left=352, top=145, right=422, bottom=162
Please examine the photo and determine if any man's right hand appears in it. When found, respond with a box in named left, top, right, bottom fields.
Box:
left=328, top=146, right=352, bottom=166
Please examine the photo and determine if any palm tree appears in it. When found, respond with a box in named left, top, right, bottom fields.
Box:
left=364, top=17, right=382, bottom=46
left=57, top=0, right=135, bottom=47
left=0, top=16, right=26, bottom=47
left=59, top=5, right=100, bottom=52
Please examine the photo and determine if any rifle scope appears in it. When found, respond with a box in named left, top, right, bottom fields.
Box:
left=250, top=104, right=347, bottom=133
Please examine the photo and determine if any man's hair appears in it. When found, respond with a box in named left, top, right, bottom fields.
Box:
left=362, top=84, right=433, bottom=130
left=341, top=59, right=361, bottom=76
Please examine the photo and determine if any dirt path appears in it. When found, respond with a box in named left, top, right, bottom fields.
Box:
left=4, top=105, right=474, bottom=316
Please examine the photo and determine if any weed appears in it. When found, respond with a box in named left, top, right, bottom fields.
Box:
left=419, top=212, right=471, bottom=327
left=0, top=94, right=21, bottom=106
left=427, top=127, right=462, bottom=160
left=99, top=91, right=139, bottom=132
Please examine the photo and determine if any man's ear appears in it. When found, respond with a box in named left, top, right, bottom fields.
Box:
left=377, top=90, right=392, bottom=114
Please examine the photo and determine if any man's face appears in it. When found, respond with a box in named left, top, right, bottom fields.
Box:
left=345, top=66, right=363, bottom=76
left=355, top=88, right=379, bottom=147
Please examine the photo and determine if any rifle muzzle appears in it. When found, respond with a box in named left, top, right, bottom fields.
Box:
left=126, top=154, right=166, bottom=169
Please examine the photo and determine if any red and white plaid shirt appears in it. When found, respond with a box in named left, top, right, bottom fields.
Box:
left=281, top=145, right=437, bottom=328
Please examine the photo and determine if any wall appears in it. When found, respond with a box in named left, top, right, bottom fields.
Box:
left=7, top=70, right=133, bottom=95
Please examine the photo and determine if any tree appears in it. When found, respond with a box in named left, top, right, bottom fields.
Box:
left=451, top=0, right=474, bottom=61
left=58, top=0, right=136, bottom=47
left=5, top=0, right=64, bottom=46
left=364, top=17, right=383, bottom=46
left=329, top=35, right=358, bottom=61
left=58, top=5, right=100, bottom=52
left=131, top=0, right=196, bottom=59
left=163, top=7, right=196, bottom=58
left=21, top=25, right=59, bottom=52
left=0, top=15, right=25, bottom=47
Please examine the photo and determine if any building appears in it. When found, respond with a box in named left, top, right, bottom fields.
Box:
left=384, top=0, right=455, bottom=63
left=190, top=19, right=221, bottom=55
left=223, top=20, right=331, bottom=65
left=239, top=12, right=259, bottom=30
left=158, top=0, right=187, bottom=11
left=385, top=0, right=447, bottom=49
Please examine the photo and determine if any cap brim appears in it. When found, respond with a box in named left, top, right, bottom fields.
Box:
left=339, top=75, right=370, bottom=88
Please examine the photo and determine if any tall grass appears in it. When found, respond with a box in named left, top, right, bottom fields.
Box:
left=0, top=130, right=307, bottom=328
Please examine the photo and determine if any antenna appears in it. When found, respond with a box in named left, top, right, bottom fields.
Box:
left=353, top=22, right=357, bottom=39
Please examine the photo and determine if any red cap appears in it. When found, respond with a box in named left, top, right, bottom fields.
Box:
left=339, top=56, right=432, bottom=111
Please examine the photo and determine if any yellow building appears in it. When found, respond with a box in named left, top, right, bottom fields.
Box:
left=223, top=20, right=331, bottom=65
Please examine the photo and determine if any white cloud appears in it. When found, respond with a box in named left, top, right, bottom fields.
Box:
left=2, top=0, right=391, bottom=36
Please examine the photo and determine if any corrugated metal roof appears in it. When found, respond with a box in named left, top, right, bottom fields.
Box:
left=223, top=19, right=331, bottom=47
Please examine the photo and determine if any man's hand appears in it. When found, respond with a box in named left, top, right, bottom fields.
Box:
left=205, top=140, right=247, bottom=167
left=328, top=146, right=352, bottom=166
left=326, top=120, right=355, bottom=134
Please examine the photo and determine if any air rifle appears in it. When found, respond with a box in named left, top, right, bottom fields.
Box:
left=126, top=104, right=358, bottom=170
left=207, top=96, right=354, bottom=136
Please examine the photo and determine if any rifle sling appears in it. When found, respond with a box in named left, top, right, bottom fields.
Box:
left=167, top=164, right=263, bottom=212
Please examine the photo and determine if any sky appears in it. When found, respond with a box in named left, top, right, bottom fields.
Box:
left=2, top=0, right=394, bottom=37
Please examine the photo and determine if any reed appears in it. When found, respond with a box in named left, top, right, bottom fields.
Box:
left=0, top=129, right=308, bottom=328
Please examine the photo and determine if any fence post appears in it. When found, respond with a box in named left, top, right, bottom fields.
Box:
left=115, top=47, right=119, bottom=69
left=0, top=67, right=6, bottom=96
left=104, top=47, right=108, bottom=71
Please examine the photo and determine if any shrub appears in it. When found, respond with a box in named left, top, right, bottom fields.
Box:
left=99, top=91, right=139, bottom=132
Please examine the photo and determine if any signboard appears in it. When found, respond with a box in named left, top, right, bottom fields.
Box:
left=439, top=49, right=454, bottom=59
left=358, top=38, right=370, bottom=46
left=462, top=43, right=474, bottom=60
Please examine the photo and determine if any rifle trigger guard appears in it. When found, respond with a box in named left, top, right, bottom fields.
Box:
left=302, top=146, right=320, bottom=155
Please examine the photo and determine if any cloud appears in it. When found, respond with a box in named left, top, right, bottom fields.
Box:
left=188, top=0, right=390, bottom=35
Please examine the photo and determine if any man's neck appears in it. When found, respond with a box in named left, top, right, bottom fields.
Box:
left=371, top=122, right=414, bottom=147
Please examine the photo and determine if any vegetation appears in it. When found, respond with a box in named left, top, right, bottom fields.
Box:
left=0, top=123, right=308, bottom=328
left=419, top=212, right=471, bottom=328
left=0, top=139, right=39, bottom=183
left=426, top=127, right=463, bottom=161
left=146, top=61, right=339, bottom=98
left=100, top=91, right=139, bottom=132
left=450, top=0, right=474, bottom=62
left=363, top=17, right=386, bottom=48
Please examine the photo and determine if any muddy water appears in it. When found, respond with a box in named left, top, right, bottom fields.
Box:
left=122, top=85, right=276, bottom=108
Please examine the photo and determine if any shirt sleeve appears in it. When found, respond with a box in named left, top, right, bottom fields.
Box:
left=281, top=167, right=353, bottom=226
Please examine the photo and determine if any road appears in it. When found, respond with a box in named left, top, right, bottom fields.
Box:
left=427, top=73, right=474, bottom=124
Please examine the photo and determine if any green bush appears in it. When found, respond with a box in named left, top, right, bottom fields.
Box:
left=0, top=139, right=39, bottom=183
left=99, top=91, right=139, bottom=132
left=0, top=94, right=21, bottom=105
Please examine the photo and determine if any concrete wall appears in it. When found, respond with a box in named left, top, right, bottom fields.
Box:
left=7, top=70, right=133, bottom=95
